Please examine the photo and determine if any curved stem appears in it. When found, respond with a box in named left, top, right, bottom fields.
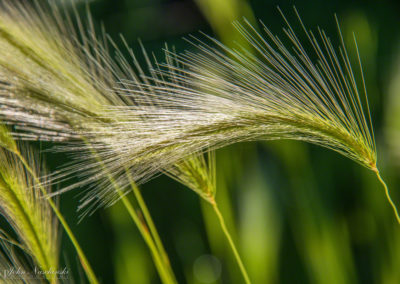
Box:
left=127, top=176, right=176, bottom=282
left=117, top=191, right=175, bottom=284
left=211, top=201, right=251, bottom=284
left=85, top=143, right=176, bottom=283
left=374, top=168, right=400, bottom=224
left=15, top=152, right=99, bottom=284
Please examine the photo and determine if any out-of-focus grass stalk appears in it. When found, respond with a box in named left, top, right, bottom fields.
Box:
left=385, top=44, right=400, bottom=170
left=87, top=144, right=176, bottom=284
left=117, top=191, right=175, bottom=284
left=109, top=183, right=177, bottom=284
left=126, top=173, right=173, bottom=273
left=195, top=0, right=256, bottom=45
left=109, top=201, right=152, bottom=284
left=105, top=177, right=175, bottom=284
left=102, top=161, right=177, bottom=283
left=379, top=36, right=400, bottom=283
left=270, top=141, right=357, bottom=284
left=238, top=163, right=281, bottom=284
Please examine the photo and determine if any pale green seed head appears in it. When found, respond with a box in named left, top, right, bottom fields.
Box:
left=166, top=152, right=216, bottom=203
left=0, top=124, right=17, bottom=153
left=0, top=147, right=59, bottom=274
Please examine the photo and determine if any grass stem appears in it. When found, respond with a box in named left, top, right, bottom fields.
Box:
left=85, top=143, right=176, bottom=283
left=117, top=190, right=176, bottom=284
left=374, top=168, right=400, bottom=224
left=127, top=176, right=176, bottom=282
left=211, top=201, right=251, bottom=284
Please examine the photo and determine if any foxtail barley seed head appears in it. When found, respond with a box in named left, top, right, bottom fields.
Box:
left=0, top=2, right=378, bottom=212
left=75, top=11, right=376, bottom=207
left=0, top=0, right=147, bottom=210
left=0, top=123, right=17, bottom=152
left=0, top=0, right=128, bottom=141
left=0, top=144, right=59, bottom=275
left=165, top=151, right=216, bottom=203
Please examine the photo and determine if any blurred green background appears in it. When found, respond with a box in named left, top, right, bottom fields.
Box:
left=40, top=0, right=400, bottom=283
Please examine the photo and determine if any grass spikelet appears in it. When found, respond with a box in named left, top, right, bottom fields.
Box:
left=0, top=0, right=156, bottom=208
left=0, top=125, right=98, bottom=284
left=0, top=123, right=17, bottom=152
left=166, top=151, right=216, bottom=203
left=166, top=151, right=251, bottom=283
left=0, top=146, right=59, bottom=282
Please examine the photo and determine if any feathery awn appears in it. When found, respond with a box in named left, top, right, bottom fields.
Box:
left=0, top=1, right=397, bottom=224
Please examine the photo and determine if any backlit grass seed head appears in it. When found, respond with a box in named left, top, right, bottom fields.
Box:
left=0, top=123, right=17, bottom=152
left=84, top=12, right=377, bottom=197
left=0, top=146, right=59, bottom=276
left=0, top=0, right=128, bottom=141
left=0, top=1, right=389, bottom=219
left=135, top=14, right=376, bottom=169
left=0, top=0, right=143, bottom=208
left=0, top=0, right=220, bottom=212
left=165, top=151, right=216, bottom=203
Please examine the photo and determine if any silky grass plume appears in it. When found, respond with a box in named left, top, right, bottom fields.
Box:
left=0, top=0, right=397, bottom=225
left=0, top=145, right=59, bottom=283
left=81, top=13, right=397, bottom=221
left=0, top=2, right=177, bottom=282
left=83, top=11, right=398, bottom=222
left=166, top=152, right=216, bottom=204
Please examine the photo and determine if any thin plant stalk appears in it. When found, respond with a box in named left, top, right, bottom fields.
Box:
left=210, top=198, right=251, bottom=284
left=372, top=168, right=400, bottom=224
left=13, top=151, right=99, bottom=284
left=109, top=181, right=177, bottom=283
left=86, top=144, right=176, bottom=283
left=126, top=173, right=175, bottom=276
left=117, top=190, right=175, bottom=284
left=165, top=152, right=251, bottom=281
